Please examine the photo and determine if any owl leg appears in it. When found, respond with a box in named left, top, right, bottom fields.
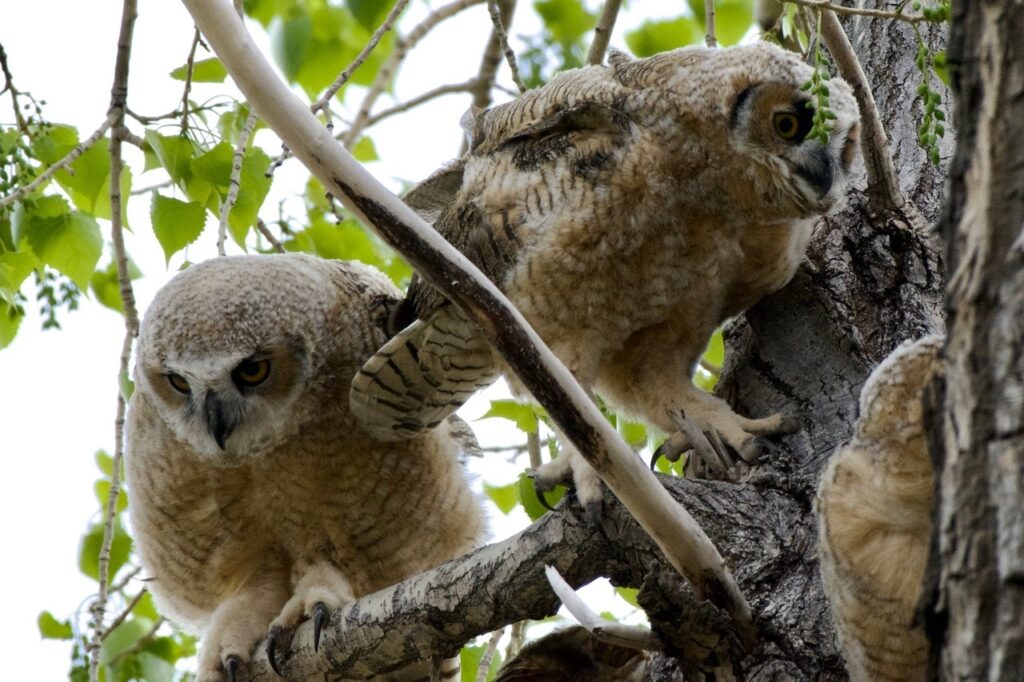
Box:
left=532, top=428, right=605, bottom=520
left=196, top=575, right=290, bottom=682
left=656, top=386, right=801, bottom=479
left=265, top=561, right=355, bottom=674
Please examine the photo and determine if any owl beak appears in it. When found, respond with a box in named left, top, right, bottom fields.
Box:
left=204, top=392, right=235, bottom=450
left=795, top=144, right=835, bottom=199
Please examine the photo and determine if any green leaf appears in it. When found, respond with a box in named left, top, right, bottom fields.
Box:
left=0, top=250, right=38, bottom=300
left=133, top=591, right=161, bottom=622
left=703, top=328, right=724, bottom=367
left=615, top=586, right=639, bottom=607
left=191, top=142, right=234, bottom=190
left=518, top=471, right=562, bottom=520
left=714, top=0, right=755, bottom=46
left=134, top=651, right=176, bottom=682
left=94, top=479, right=129, bottom=514
left=30, top=125, right=79, bottom=166
left=22, top=210, right=103, bottom=290
left=228, top=147, right=273, bottom=247
left=534, top=0, right=596, bottom=42
left=0, top=300, right=23, bottom=349
left=625, top=17, right=698, bottom=57
left=478, top=399, right=540, bottom=433
left=618, top=418, right=648, bottom=448
left=170, top=57, right=228, bottom=83
left=351, top=136, right=379, bottom=163
left=78, top=518, right=132, bottom=583
left=483, top=481, right=519, bottom=515
left=95, top=450, right=114, bottom=477
left=284, top=218, right=410, bottom=285
left=100, top=618, right=151, bottom=665
left=347, top=0, right=392, bottom=30
left=119, top=370, right=135, bottom=402
left=90, top=258, right=143, bottom=314
left=144, top=131, right=195, bottom=187
left=48, top=136, right=133, bottom=220
left=271, top=13, right=314, bottom=83
left=150, top=194, right=208, bottom=262
left=37, top=611, right=73, bottom=640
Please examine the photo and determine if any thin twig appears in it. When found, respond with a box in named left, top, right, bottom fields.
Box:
left=698, top=358, right=721, bottom=376
left=527, top=430, right=542, bottom=469
left=130, top=179, right=173, bottom=195
left=468, top=0, right=517, bottom=112
left=475, top=629, right=506, bottom=682
left=109, top=566, right=142, bottom=594
left=88, top=0, right=140, bottom=678
left=313, top=0, right=410, bottom=117
left=785, top=0, right=927, bottom=24
left=486, top=0, right=527, bottom=93
left=704, top=0, right=717, bottom=47
left=0, top=42, right=30, bottom=134
left=506, top=621, right=526, bottom=661
left=586, top=0, right=623, bottom=65
left=361, top=79, right=481, bottom=130
left=180, top=28, right=202, bottom=134
left=0, top=113, right=116, bottom=208
left=818, top=10, right=905, bottom=212
left=107, top=618, right=165, bottom=666
left=256, top=218, right=287, bottom=253
left=217, top=107, right=258, bottom=255
left=99, top=589, right=147, bottom=642
left=342, top=0, right=485, bottom=148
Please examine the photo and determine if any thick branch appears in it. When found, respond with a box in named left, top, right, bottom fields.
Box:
left=181, top=0, right=753, bottom=643
left=243, top=475, right=834, bottom=680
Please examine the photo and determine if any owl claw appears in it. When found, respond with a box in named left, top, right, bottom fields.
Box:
left=650, top=432, right=690, bottom=470
left=266, top=627, right=284, bottom=677
left=312, top=602, right=329, bottom=653
left=224, top=654, right=241, bottom=682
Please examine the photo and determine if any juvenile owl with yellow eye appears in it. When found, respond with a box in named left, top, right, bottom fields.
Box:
left=126, top=254, right=484, bottom=681
left=351, top=42, right=861, bottom=508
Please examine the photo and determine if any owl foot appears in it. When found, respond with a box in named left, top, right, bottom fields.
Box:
left=224, top=655, right=241, bottom=682
left=264, top=563, right=354, bottom=675
left=533, top=448, right=605, bottom=522
left=652, top=407, right=800, bottom=480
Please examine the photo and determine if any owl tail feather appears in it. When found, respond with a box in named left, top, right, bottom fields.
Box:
left=350, top=307, right=500, bottom=441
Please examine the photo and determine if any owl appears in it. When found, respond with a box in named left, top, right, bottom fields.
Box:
left=350, top=42, right=861, bottom=508
left=495, top=626, right=653, bottom=682
left=816, top=335, right=941, bottom=681
left=125, top=254, right=485, bottom=681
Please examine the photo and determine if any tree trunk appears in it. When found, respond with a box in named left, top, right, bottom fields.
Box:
left=926, top=1, right=1024, bottom=679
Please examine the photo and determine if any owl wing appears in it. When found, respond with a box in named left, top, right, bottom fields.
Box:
left=351, top=99, right=630, bottom=439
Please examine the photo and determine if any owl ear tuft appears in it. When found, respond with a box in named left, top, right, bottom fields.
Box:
left=402, top=162, right=466, bottom=225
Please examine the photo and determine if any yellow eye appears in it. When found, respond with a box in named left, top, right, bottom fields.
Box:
left=167, top=373, right=191, bottom=394
left=773, top=112, right=800, bottom=140
left=233, top=358, right=271, bottom=388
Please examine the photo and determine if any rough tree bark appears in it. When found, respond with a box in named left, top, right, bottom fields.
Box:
left=179, top=1, right=958, bottom=680
left=926, top=1, right=1024, bottom=679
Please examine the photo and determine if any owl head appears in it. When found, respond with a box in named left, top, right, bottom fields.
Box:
left=452, top=42, right=860, bottom=232
left=132, top=254, right=396, bottom=461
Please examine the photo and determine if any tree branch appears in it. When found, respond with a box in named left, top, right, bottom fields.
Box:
left=818, top=10, right=905, bottom=214
left=468, top=0, right=517, bottom=111
left=704, top=0, right=717, bottom=48
left=88, top=0, right=140, bottom=679
left=217, top=107, right=257, bottom=255
left=785, top=0, right=930, bottom=25
left=180, top=0, right=754, bottom=649
left=587, top=0, right=623, bottom=65
left=486, top=0, right=527, bottom=93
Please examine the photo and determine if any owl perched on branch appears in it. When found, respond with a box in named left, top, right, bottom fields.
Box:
left=351, top=42, right=860, bottom=508
left=125, top=254, right=484, bottom=681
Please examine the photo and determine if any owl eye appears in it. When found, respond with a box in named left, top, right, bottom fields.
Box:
left=167, top=373, right=191, bottom=394
left=233, top=358, right=271, bottom=388
left=773, top=112, right=801, bottom=141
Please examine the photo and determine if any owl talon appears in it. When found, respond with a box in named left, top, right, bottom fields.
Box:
left=650, top=432, right=690, bottom=470
left=535, top=483, right=558, bottom=512
left=266, top=627, right=284, bottom=677
left=224, top=654, right=241, bottom=682
left=312, top=602, right=329, bottom=653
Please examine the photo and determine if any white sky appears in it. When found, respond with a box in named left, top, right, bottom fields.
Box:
left=0, top=1, right=672, bottom=677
